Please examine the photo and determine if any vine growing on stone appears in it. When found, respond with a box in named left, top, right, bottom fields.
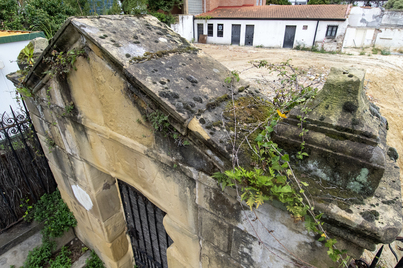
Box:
left=213, top=60, right=351, bottom=267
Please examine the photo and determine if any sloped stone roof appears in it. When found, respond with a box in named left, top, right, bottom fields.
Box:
left=196, top=4, right=349, bottom=20
left=24, top=15, right=256, bottom=164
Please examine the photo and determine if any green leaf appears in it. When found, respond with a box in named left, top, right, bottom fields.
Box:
left=281, top=154, right=290, bottom=162
left=255, top=134, right=264, bottom=142
left=301, top=181, right=309, bottom=187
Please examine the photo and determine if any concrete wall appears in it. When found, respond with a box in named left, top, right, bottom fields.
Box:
left=194, top=19, right=347, bottom=49
left=0, top=40, right=30, bottom=111
left=24, top=34, right=366, bottom=268
left=171, top=15, right=194, bottom=41
left=377, top=10, right=403, bottom=51
left=342, top=7, right=403, bottom=50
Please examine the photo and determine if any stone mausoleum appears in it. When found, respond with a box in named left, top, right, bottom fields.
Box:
left=9, top=15, right=402, bottom=267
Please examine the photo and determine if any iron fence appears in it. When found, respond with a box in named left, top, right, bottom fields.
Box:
left=0, top=104, right=56, bottom=232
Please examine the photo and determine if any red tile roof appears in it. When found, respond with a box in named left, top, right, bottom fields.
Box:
left=196, top=5, right=349, bottom=20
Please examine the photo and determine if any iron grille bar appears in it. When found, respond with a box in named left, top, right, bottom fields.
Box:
left=118, top=180, right=171, bottom=268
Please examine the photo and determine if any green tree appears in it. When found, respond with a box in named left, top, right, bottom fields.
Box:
left=384, top=0, right=403, bottom=9
left=307, top=0, right=341, bottom=4
left=148, top=0, right=182, bottom=12
left=0, top=0, right=24, bottom=30
left=266, top=0, right=291, bottom=5
left=120, top=0, right=148, bottom=14
left=0, top=0, right=84, bottom=37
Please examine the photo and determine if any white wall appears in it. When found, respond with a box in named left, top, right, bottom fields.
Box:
left=194, top=19, right=347, bottom=49
left=343, top=27, right=375, bottom=47
left=0, top=40, right=30, bottom=112
left=348, top=7, right=382, bottom=27
left=171, top=15, right=194, bottom=41
left=375, top=10, right=403, bottom=50
left=376, top=28, right=403, bottom=51
left=381, top=10, right=403, bottom=27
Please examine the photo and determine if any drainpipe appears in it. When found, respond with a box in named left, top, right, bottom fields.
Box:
left=312, top=20, right=319, bottom=48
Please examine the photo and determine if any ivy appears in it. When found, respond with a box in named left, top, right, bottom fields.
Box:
left=20, top=189, right=77, bottom=268
left=145, top=109, right=190, bottom=146
left=23, top=189, right=77, bottom=238
left=43, top=49, right=87, bottom=78
left=214, top=60, right=351, bottom=267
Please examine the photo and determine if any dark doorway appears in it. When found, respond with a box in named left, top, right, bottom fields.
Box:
left=283, top=26, right=296, bottom=48
left=119, top=180, right=173, bottom=268
left=245, top=25, right=254, bottom=46
left=231, top=24, right=241, bottom=45
left=197, top=24, right=203, bottom=42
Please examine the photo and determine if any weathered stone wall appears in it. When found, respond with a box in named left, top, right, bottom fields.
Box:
left=19, top=15, right=401, bottom=268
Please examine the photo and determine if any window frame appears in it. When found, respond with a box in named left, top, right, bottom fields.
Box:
left=208, top=24, right=213, bottom=37
left=326, top=25, right=338, bottom=38
left=217, top=24, right=224, bottom=38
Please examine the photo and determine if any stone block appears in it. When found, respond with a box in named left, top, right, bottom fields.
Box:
left=163, top=215, right=200, bottom=268
left=49, top=123, right=66, bottom=151
left=197, top=171, right=219, bottom=189
left=200, top=209, right=231, bottom=253
left=57, top=118, right=81, bottom=157
left=197, top=182, right=241, bottom=226
left=83, top=161, right=116, bottom=193
left=48, top=79, right=67, bottom=107
left=37, top=134, right=75, bottom=178
left=201, top=241, right=242, bottom=268
left=167, top=245, right=192, bottom=268
left=41, top=104, right=56, bottom=125
left=96, top=231, right=129, bottom=261
left=25, top=97, right=41, bottom=117
left=68, top=199, right=93, bottom=233
left=93, top=182, right=122, bottom=222
left=48, top=162, right=74, bottom=199
left=30, top=113, right=49, bottom=137
left=87, top=211, right=126, bottom=243
left=101, top=245, right=134, bottom=268
left=68, top=155, right=88, bottom=186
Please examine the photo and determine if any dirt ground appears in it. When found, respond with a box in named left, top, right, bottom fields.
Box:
left=195, top=44, right=403, bottom=266
left=195, top=44, right=403, bottom=185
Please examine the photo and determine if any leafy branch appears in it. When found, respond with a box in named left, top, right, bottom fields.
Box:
left=213, top=60, right=350, bottom=267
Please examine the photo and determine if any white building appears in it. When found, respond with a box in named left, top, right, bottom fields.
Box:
left=0, top=31, right=45, bottom=112
left=193, top=5, right=350, bottom=50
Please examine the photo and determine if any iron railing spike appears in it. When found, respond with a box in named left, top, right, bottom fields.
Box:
left=369, top=245, right=384, bottom=268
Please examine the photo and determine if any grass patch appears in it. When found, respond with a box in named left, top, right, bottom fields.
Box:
left=381, top=49, right=391, bottom=55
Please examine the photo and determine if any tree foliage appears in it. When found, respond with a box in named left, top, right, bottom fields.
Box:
left=1, top=0, right=181, bottom=36
left=308, top=0, right=341, bottom=4
left=384, top=0, right=403, bottom=9
left=266, top=0, right=291, bottom=5
left=0, top=0, right=80, bottom=37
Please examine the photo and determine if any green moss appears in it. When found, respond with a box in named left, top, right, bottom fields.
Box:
left=130, top=46, right=199, bottom=64
left=360, top=210, right=379, bottom=222
left=325, top=133, right=348, bottom=141
left=381, top=199, right=395, bottom=205
left=206, top=94, right=229, bottom=110
left=222, top=96, right=275, bottom=166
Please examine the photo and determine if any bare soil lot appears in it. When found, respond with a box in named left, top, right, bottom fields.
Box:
left=195, top=44, right=403, bottom=186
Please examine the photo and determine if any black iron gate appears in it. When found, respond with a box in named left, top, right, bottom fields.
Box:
left=0, top=104, right=57, bottom=232
left=119, top=180, right=173, bottom=268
